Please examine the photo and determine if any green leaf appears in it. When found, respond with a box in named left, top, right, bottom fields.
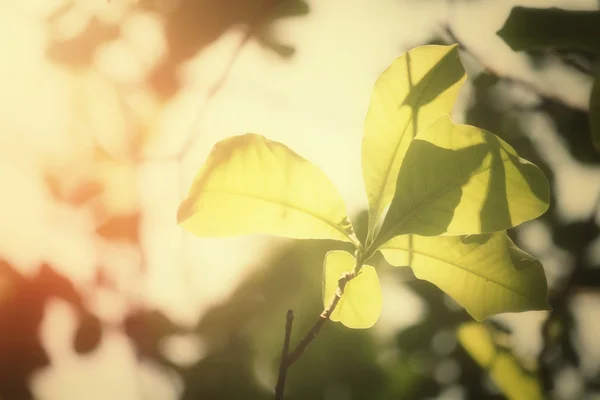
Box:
left=590, top=74, right=600, bottom=153
left=178, top=134, right=357, bottom=243
left=497, top=7, right=600, bottom=54
left=323, top=251, right=381, bottom=329
left=458, top=322, right=544, bottom=400
left=380, top=232, right=550, bottom=321
left=362, top=44, right=466, bottom=240
left=378, top=114, right=550, bottom=240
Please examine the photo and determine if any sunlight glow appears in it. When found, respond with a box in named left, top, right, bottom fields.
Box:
left=1, top=0, right=599, bottom=398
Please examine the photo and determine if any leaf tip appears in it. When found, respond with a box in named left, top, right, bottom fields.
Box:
left=425, top=112, right=455, bottom=133
left=176, top=200, right=190, bottom=225
left=468, top=310, right=487, bottom=323
left=176, top=196, right=199, bottom=233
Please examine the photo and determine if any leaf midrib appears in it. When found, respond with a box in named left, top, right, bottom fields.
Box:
left=369, top=53, right=451, bottom=222
left=379, top=150, right=511, bottom=243
left=202, top=188, right=352, bottom=241
left=382, top=244, right=533, bottom=301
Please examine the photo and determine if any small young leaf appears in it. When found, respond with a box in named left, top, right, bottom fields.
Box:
left=380, top=232, right=550, bottom=321
left=379, top=115, right=550, bottom=239
left=323, top=251, right=381, bottom=329
left=362, top=44, right=466, bottom=237
left=458, top=322, right=544, bottom=400
left=178, top=134, right=357, bottom=243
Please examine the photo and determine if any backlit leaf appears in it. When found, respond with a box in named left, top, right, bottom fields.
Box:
left=380, top=232, right=550, bottom=321
left=178, top=134, right=357, bottom=243
left=323, top=251, right=381, bottom=329
left=458, top=322, right=544, bottom=400
left=362, top=44, right=466, bottom=238
left=378, top=115, right=550, bottom=240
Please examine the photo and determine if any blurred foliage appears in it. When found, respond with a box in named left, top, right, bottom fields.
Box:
left=498, top=6, right=600, bottom=154
left=48, top=0, right=309, bottom=98
left=0, top=262, right=101, bottom=400
left=497, top=7, right=600, bottom=54
left=458, top=323, right=543, bottom=400
left=465, top=22, right=600, bottom=396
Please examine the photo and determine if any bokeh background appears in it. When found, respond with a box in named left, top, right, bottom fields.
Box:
left=1, top=0, right=600, bottom=399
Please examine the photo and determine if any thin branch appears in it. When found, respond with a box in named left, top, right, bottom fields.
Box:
left=173, top=28, right=253, bottom=162
left=273, top=271, right=354, bottom=399
left=275, top=310, right=294, bottom=400
left=141, top=3, right=277, bottom=164
left=84, top=11, right=258, bottom=166
left=290, top=271, right=353, bottom=364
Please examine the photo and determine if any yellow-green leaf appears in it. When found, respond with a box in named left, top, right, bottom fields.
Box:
left=458, top=322, right=544, bottom=400
left=379, top=115, right=550, bottom=240
left=362, top=44, right=466, bottom=238
left=178, top=134, right=357, bottom=243
left=380, top=232, right=550, bottom=321
left=323, top=251, right=381, bottom=329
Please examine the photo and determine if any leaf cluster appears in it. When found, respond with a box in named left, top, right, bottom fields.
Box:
left=177, top=45, right=551, bottom=329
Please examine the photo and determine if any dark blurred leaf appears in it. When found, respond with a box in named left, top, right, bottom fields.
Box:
left=47, top=18, right=120, bottom=66
left=124, top=309, right=185, bottom=363
left=539, top=99, right=600, bottom=165
left=475, top=72, right=501, bottom=90
left=74, top=312, right=102, bottom=354
left=497, top=7, right=600, bottom=55
left=561, top=326, right=581, bottom=367
left=179, top=337, right=271, bottom=400
left=96, top=213, right=140, bottom=242
left=50, top=0, right=310, bottom=97
left=267, top=0, right=309, bottom=19
left=553, top=219, right=599, bottom=252
left=380, top=356, right=420, bottom=399
left=256, top=33, right=296, bottom=58
left=487, top=319, right=513, bottom=335
left=0, top=262, right=95, bottom=399
left=590, top=74, right=600, bottom=153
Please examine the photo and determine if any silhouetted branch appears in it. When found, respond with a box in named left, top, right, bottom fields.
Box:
left=274, top=271, right=354, bottom=399
left=143, top=4, right=275, bottom=164
left=171, top=27, right=255, bottom=162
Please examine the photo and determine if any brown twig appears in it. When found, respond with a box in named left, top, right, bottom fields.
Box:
left=142, top=3, right=275, bottom=164
left=274, top=271, right=355, bottom=399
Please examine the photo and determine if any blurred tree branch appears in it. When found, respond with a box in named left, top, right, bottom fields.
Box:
left=168, top=24, right=256, bottom=163
left=444, top=27, right=591, bottom=111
